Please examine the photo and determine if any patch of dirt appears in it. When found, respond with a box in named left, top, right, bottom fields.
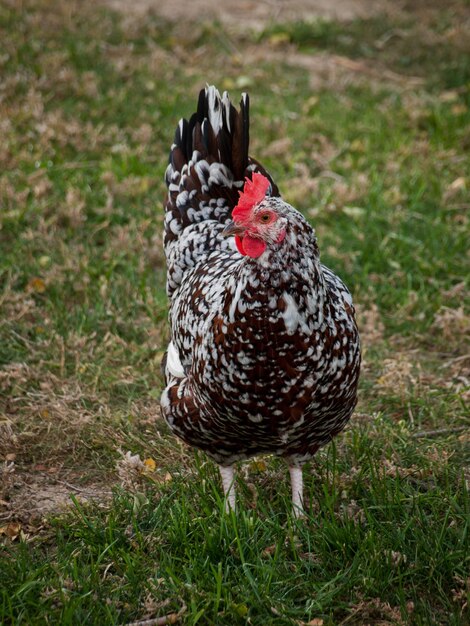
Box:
left=103, top=0, right=426, bottom=91
left=355, top=302, right=385, bottom=348
left=105, top=0, right=395, bottom=30
left=243, top=45, right=424, bottom=91
left=1, top=468, right=111, bottom=526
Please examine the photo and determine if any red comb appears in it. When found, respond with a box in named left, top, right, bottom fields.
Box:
left=232, top=172, right=270, bottom=222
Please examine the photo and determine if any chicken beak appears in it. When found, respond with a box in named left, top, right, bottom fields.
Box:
left=221, top=220, right=245, bottom=237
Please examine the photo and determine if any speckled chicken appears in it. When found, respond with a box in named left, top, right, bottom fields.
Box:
left=161, top=86, right=360, bottom=515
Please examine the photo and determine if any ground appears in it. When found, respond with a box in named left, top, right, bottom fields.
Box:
left=106, top=0, right=394, bottom=28
left=0, top=0, right=469, bottom=624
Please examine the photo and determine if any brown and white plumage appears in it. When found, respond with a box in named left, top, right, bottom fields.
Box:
left=161, top=86, right=361, bottom=515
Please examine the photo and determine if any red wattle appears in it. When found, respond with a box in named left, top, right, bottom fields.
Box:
left=243, top=236, right=266, bottom=258
left=235, top=234, right=266, bottom=258
left=234, top=235, right=245, bottom=255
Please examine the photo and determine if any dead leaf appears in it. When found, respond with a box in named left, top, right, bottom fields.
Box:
left=249, top=459, right=267, bottom=473
left=451, top=103, right=467, bottom=115
left=143, top=457, right=156, bottom=471
left=0, top=522, right=21, bottom=540
left=235, top=76, right=253, bottom=89
left=342, top=206, right=365, bottom=218
left=448, top=177, right=466, bottom=192
left=376, top=356, right=416, bottom=397
left=26, top=277, right=46, bottom=293
left=268, top=32, right=290, bottom=46
left=355, top=302, right=384, bottom=347
left=265, top=137, right=292, bottom=158
left=33, top=177, right=52, bottom=199
left=439, top=90, right=459, bottom=102
left=443, top=177, right=467, bottom=203
left=302, top=95, right=319, bottom=114
left=432, top=306, right=469, bottom=341
left=261, top=544, right=276, bottom=557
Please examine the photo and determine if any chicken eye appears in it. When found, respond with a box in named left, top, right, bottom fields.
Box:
left=259, top=213, right=271, bottom=223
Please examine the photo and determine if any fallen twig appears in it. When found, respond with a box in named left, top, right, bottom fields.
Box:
left=122, top=604, right=187, bottom=626
left=37, top=473, right=94, bottom=494
left=440, top=353, right=470, bottom=368
left=38, top=472, right=112, bottom=498
left=332, top=54, right=425, bottom=86
left=412, top=426, right=467, bottom=439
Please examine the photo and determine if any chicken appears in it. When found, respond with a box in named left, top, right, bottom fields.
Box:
left=161, top=86, right=360, bottom=516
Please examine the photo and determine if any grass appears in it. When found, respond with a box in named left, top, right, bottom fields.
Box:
left=0, top=0, right=469, bottom=624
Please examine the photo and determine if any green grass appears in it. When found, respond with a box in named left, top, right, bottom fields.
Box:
left=260, top=6, right=470, bottom=92
left=0, top=0, right=469, bottom=624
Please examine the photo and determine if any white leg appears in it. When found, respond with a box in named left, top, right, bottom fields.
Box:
left=289, top=465, right=304, bottom=518
left=219, top=465, right=236, bottom=513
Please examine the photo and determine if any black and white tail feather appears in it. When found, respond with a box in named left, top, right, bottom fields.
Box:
left=164, top=85, right=279, bottom=296
left=162, top=86, right=281, bottom=512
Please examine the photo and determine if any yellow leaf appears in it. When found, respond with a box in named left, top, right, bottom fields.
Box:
left=235, top=76, right=253, bottom=89
left=451, top=103, right=467, bottom=115
left=261, top=544, right=276, bottom=558
left=222, top=78, right=235, bottom=90
left=143, top=458, right=156, bottom=471
left=350, top=139, right=366, bottom=152
left=27, top=277, right=46, bottom=293
left=234, top=603, right=248, bottom=617
left=448, top=177, right=466, bottom=192
left=439, top=90, right=459, bottom=102
left=0, top=522, right=21, bottom=540
left=249, top=459, right=267, bottom=473
left=302, top=95, right=319, bottom=114
left=268, top=32, right=290, bottom=46
left=342, top=206, right=365, bottom=219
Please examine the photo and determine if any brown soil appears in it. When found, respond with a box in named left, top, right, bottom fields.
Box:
left=105, top=0, right=397, bottom=30
left=1, top=469, right=111, bottom=527
left=103, top=0, right=425, bottom=91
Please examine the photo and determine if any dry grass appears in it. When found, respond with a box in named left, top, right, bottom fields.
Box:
left=0, top=0, right=469, bottom=624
